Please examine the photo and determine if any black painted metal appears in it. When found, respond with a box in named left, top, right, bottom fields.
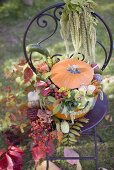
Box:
left=92, top=12, right=113, bottom=70
left=23, top=3, right=112, bottom=170
left=23, top=3, right=113, bottom=74
left=94, top=127, right=99, bottom=170
left=45, top=127, right=98, bottom=170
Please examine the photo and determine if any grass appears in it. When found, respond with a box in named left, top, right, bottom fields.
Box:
left=0, top=0, right=114, bottom=169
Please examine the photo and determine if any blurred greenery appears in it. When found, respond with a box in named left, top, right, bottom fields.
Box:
left=0, top=0, right=114, bottom=169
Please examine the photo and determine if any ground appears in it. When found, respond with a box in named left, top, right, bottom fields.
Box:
left=0, top=0, right=114, bottom=169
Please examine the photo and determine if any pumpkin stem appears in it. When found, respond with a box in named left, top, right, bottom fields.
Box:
left=67, top=65, right=80, bottom=74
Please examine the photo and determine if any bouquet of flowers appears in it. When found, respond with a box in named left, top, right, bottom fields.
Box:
left=0, top=0, right=104, bottom=169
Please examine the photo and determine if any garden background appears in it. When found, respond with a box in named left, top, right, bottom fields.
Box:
left=0, top=0, right=114, bottom=169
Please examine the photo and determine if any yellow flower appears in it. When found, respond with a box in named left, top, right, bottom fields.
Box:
left=58, top=87, right=68, bottom=92
left=67, top=91, right=71, bottom=98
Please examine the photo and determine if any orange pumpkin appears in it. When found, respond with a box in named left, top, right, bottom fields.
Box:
left=48, top=95, right=97, bottom=120
left=48, top=104, right=90, bottom=120
left=50, top=59, right=94, bottom=89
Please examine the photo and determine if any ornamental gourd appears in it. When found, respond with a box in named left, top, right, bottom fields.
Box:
left=48, top=58, right=95, bottom=120
left=50, top=58, right=94, bottom=89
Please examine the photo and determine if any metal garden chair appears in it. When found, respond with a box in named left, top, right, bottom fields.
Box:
left=23, top=3, right=113, bottom=170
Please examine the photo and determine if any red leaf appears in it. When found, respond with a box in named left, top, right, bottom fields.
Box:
left=32, top=140, right=55, bottom=163
left=24, top=67, right=33, bottom=83
left=0, top=147, right=24, bottom=170
left=8, top=147, right=23, bottom=170
left=0, top=155, right=8, bottom=170
left=47, top=140, right=55, bottom=156
left=0, top=149, right=5, bottom=157
left=9, top=146, right=24, bottom=154
left=18, top=59, right=27, bottom=66
left=4, top=86, right=12, bottom=92
left=8, top=151, right=23, bottom=169
left=8, top=150, right=23, bottom=160
left=32, top=146, right=46, bottom=163
left=6, top=153, right=14, bottom=170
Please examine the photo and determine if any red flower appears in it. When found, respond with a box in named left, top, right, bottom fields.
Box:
left=0, top=146, right=24, bottom=170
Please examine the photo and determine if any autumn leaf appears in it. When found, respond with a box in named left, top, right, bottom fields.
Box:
left=32, top=140, right=55, bottom=163
left=0, top=146, right=24, bottom=170
left=24, top=67, right=33, bottom=83
left=18, top=59, right=27, bottom=66
left=32, top=146, right=46, bottom=163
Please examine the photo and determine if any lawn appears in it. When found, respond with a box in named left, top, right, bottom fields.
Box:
left=0, top=0, right=114, bottom=169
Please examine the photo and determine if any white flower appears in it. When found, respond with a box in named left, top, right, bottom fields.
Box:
left=78, top=97, right=88, bottom=109
left=61, top=121, right=69, bottom=134
left=28, top=91, right=39, bottom=102
left=78, top=85, right=87, bottom=96
left=61, top=106, right=68, bottom=114
left=87, top=85, right=96, bottom=95
left=56, top=122, right=61, bottom=132
left=74, top=90, right=80, bottom=100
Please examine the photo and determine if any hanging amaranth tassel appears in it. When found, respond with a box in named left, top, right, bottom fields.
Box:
left=60, top=0, right=98, bottom=63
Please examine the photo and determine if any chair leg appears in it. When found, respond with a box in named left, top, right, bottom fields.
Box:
left=46, top=157, right=49, bottom=170
left=96, top=134, right=104, bottom=143
left=94, top=126, right=99, bottom=170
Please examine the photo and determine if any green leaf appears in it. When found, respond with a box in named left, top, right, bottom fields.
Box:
left=64, top=134, right=69, bottom=138
left=69, top=137, right=77, bottom=142
left=53, top=103, right=62, bottom=115
left=79, top=118, right=89, bottom=123
left=69, top=140, right=76, bottom=145
left=62, top=137, right=68, bottom=143
left=72, top=126, right=81, bottom=131
left=48, top=96, right=57, bottom=103
left=71, top=0, right=78, bottom=4
left=69, top=133, right=76, bottom=138
left=70, top=129, right=80, bottom=136
left=75, top=122, right=84, bottom=127
left=70, top=90, right=75, bottom=98
left=42, top=72, right=51, bottom=80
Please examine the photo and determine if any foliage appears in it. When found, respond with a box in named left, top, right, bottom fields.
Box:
left=0, top=0, right=114, bottom=169
left=62, top=118, right=89, bottom=145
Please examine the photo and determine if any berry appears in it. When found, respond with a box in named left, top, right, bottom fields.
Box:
left=27, top=107, right=38, bottom=121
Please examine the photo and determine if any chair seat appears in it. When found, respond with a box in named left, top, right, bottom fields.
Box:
left=81, top=92, right=108, bottom=132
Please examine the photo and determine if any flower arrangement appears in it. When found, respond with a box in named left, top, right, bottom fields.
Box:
left=0, top=48, right=103, bottom=169
left=0, top=0, right=104, bottom=169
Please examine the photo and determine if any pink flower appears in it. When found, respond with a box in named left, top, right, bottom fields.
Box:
left=41, top=87, right=51, bottom=96
left=36, top=81, right=47, bottom=87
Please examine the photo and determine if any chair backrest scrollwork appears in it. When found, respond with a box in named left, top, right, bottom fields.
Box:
left=23, top=3, right=113, bottom=74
